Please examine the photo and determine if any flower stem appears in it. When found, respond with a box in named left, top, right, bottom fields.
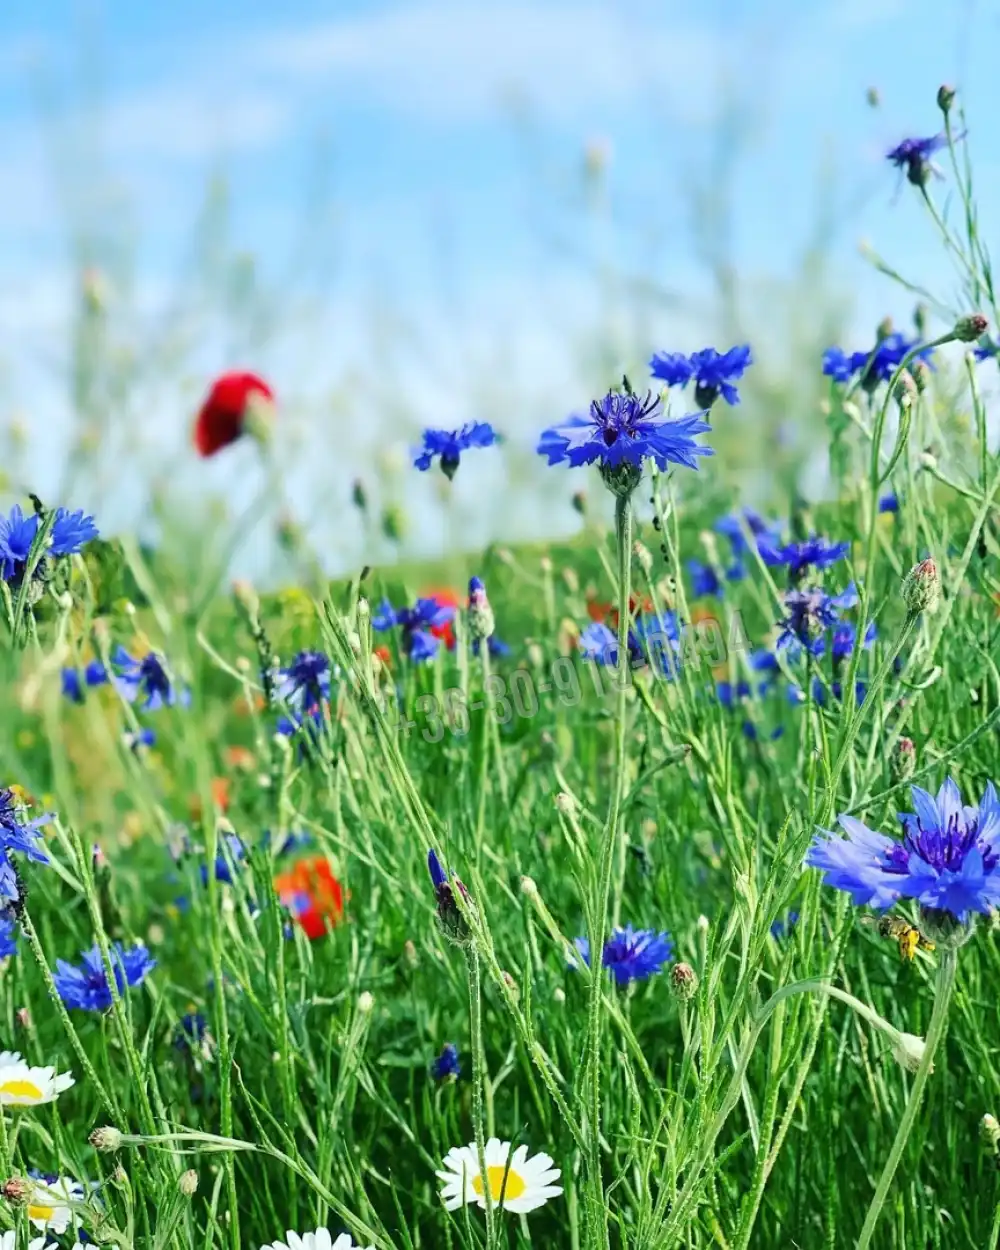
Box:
left=466, top=947, right=496, bottom=1248
left=584, top=489, right=632, bottom=1250
left=856, top=946, right=958, bottom=1249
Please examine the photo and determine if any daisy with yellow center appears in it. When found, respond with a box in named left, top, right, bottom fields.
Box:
left=260, top=1231, right=373, bottom=1250
left=0, top=1231, right=55, bottom=1250
left=24, top=1173, right=86, bottom=1234
left=437, top=1138, right=563, bottom=1214
left=0, top=1052, right=74, bottom=1108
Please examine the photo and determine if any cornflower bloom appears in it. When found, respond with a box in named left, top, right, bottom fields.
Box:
left=53, top=942, right=156, bottom=1011
left=0, top=788, right=50, bottom=906
left=759, top=534, right=851, bottom=581
left=276, top=650, right=334, bottom=713
left=886, top=132, right=954, bottom=186
left=431, top=1042, right=461, bottom=1082
left=649, top=344, right=753, bottom=407
left=61, top=660, right=108, bottom=703
left=413, top=421, right=498, bottom=479
left=372, top=597, right=455, bottom=662
left=573, top=925, right=673, bottom=986
left=807, top=777, right=1000, bottom=923
left=111, top=647, right=188, bottom=710
left=776, top=584, right=857, bottom=653
left=687, top=559, right=724, bottom=598
left=0, top=504, right=98, bottom=583
left=822, top=332, right=933, bottom=389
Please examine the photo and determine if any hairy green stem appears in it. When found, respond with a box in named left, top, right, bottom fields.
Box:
left=466, top=948, right=496, bottom=1247
left=584, top=489, right=632, bottom=1250
left=856, top=946, right=958, bottom=1249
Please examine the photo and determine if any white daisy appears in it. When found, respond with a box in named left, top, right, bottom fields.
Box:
left=25, top=1174, right=86, bottom=1234
left=0, top=1052, right=75, bottom=1108
left=437, top=1137, right=563, bottom=1214
left=0, top=1232, right=56, bottom=1250
left=259, top=1230, right=373, bottom=1250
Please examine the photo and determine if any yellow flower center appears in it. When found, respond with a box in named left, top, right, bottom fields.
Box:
left=28, top=1203, right=54, bottom=1222
left=1, top=1078, right=43, bottom=1102
left=472, top=1165, right=526, bottom=1201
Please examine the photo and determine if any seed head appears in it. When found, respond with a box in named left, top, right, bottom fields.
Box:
left=902, top=558, right=940, bottom=614
left=891, top=1031, right=929, bottom=1074
left=1, top=1177, right=30, bottom=1206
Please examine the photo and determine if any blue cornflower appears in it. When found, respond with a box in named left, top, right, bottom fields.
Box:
left=811, top=676, right=867, bottom=707
left=111, top=647, right=188, bottom=710
left=0, top=916, right=16, bottom=959
left=650, top=345, right=752, bottom=408
left=0, top=788, right=50, bottom=903
left=431, top=1042, right=461, bottom=1082
left=261, top=829, right=312, bottom=857
left=688, top=559, right=724, bottom=598
left=49, top=507, right=99, bottom=556
left=879, top=492, right=900, bottom=514
left=823, top=333, right=933, bottom=389
left=123, top=727, right=156, bottom=752
left=413, top=421, right=498, bottom=479
left=579, top=621, right=643, bottom=669
left=760, top=535, right=850, bottom=581
left=750, top=649, right=780, bottom=674
left=373, top=597, right=454, bottom=663
left=200, top=834, right=246, bottom=886
left=830, top=620, right=877, bottom=663
left=573, top=925, right=673, bottom=986
left=807, top=777, right=1000, bottom=922
left=714, top=508, right=783, bottom=557
left=472, top=634, right=510, bottom=658
left=61, top=659, right=108, bottom=704
left=777, top=584, right=857, bottom=652
left=173, top=1011, right=212, bottom=1057
left=770, top=910, right=799, bottom=940
left=714, top=680, right=752, bottom=710
left=276, top=650, right=333, bottom=713
left=579, top=616, right=680, bottom=678
left=537, top=388, right=712, bottom=476
left=54, top=941, right=157, bottom=1011
left=886, top=132, right=952, bottom=186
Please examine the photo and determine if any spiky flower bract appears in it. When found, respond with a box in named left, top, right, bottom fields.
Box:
left=413, top=422, right=498, bottom=479
left=573, top=925, right=673, bottom=985
left=53, top=942, right=156, bottom=1012
left=806, top=778, right=1000, bottom=922
left=437, top=1138, right=563, bottom=1213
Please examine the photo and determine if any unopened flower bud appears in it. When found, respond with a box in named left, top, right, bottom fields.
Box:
left=179, top=1169, right=199, bottom=1196
left=912, top=359, right=932, bottom=393
left=913, top=302, right=929, bottom=338
left=562, top=567, right=579, bottom=594
left=954, top=313, right=989, bottom=343
left=351, top=478, right=368, bottom=511
left=696, top=914, right=710, bottom=934
left=633, top=541, right=653, bottom=576
left=1, top=1177, right=30, bottom=1206
left=902, top=558, right=940, bottom=615
left=89, top=1125, right=123, bottom=1152
left=501, top=970, right=519, bottom=1000
left=892, top=737, right=917, bottom=782
left=937, top=84, right=956, bottom=114
left=403, top=939, right=419, bottom=969
left=892, top=369, right=918, bottom=411
left=467, top=577, right=495, bottom=641
left=553, top=987, right=566, bottom=1005
left=15, top=1008, right=30, bottom=1029
left=520, top=876, right=539, bottom=898
left=982, top=1114, right=1000, bottom=1151
left=555, top=792, right=576, bottom=816
left=876, top=316, right=894, bottom=342
left=427, top=849, right=474, bottom=946
left=891, top=1031, right=929, bottom=1074
left=381, top=504, right=406, bottom=544
left=670, top=961, right=698, bottom=1002
left=572, top=490, right=588, bottom=516
left=865, top=86, right=880, bottom=109
left=357, top=991, right=374, bottom=1014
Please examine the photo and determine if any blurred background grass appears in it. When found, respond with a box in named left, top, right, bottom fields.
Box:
left=1, top=0, right=994, bottom=585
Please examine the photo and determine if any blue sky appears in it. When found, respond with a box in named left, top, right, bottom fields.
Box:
left=0, top=0, right=995, bottom=572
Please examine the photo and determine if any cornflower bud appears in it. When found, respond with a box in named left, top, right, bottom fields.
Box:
left=902, top=558, right=940, bottom=615
left=937, top=84, right=956, bottom=115
left=467, top=577, right=495, bottom=641
left=357, top=991, right=375, bottom=1014
left=670, top=961, right=698, bottom=1001
left=89, top=1125, right=123, bottom=1152
left=179, top=1169, right=199, bottom=1196
left=982, top=1113, right=1000, bottom=1152
left=954, top=313, right=988, bottom=343
left=427, top=849, right=473, bottom=946
left=351, top=478, right=368, bottom=511
left=892, top=737, right=917, bottom=782
left=1, top=1177, right=30, bottom=1205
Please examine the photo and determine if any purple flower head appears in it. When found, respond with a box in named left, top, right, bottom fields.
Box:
left=427, top=849, right=447, bottom=890
left=49, top=507, right=99, bottom=556
left=277, top=650, right=333, bottom=713
left=579, top=615, right=681, bottom=679
left=777, top=584, right=857, bottom=652
left=61, top=659, right=108, bottom=705
left=879, top=492, right=900, bottom=514
left=830, top=620, right=877, bottom=664
left=537, top=388, right=712, bottom=474
left=714, top=508, right=783, bottom=557
left=112, top=647, right=189, bottom=711
left=823, top=333, right=934, bottom=390
left=0, top=916, right=16, bottom=960
left=886, top=132, right=954, bottom=186
left=0, top=789, right=50, bottom=903
left=54, top=941, right=157, bottom=1011
left=413, top=421, right=498, bottom=479
left=807, top=777, right=1000, bottom=922
left=573, top=925, right=673, bottom=986
left=431, top=1042, right=461, bottom=1082
left=373, top=597, right=454, bottom=663
left=200, top=835, right=246, bottom=886
left=760, top=535, right=850, bottom=581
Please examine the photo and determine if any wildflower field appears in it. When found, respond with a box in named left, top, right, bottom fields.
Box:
left=5, top=87, right=1000, bottom=1250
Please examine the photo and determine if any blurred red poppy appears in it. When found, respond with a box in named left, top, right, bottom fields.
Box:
left=586, top=592, right=654, bottom=628
left=274, top=856, right=345, bottom=940
left=193, top=371, right=274, bottom=457
left=422, top=586, right=461, bottom=649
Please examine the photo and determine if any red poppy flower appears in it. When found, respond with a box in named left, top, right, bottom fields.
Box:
left=193, top=371, right=274, bottom=458
left=585, top=592, right=654, bottom=629
left=273, top=856, right=345, bottom=940
left=422, top=586, right=461, bottom=650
